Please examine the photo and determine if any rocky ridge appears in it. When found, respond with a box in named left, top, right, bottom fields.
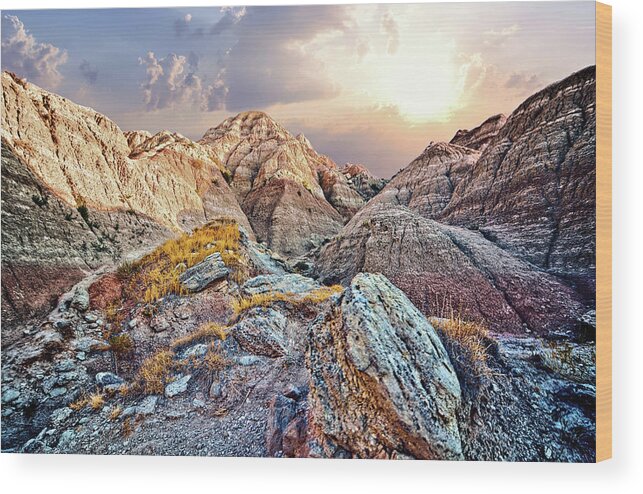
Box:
left=1, top=72, right=254, bottom=326
left=199, top=111, right=381, bottom=255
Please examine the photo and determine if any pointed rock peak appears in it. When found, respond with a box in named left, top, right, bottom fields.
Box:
left=295, top=133, right=312, bottom=149
left=449, top=114, right=507, bottom=151
left=341, top=163, right=369, bottom=178
left=201, top=110, right=291, bottom=144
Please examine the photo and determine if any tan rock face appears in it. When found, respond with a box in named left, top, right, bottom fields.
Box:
left=200, top=111, right=378, bottom=255
left=1, top=71, right=251, bottom=234
left=369, top=142, right=479, bottom=218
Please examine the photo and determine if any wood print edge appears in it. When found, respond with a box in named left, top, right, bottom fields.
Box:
left=596, top=1, right=612, bottom=463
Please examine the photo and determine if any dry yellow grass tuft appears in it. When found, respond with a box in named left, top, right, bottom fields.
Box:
left=232, top=285, right=343, bottom=315
left=109, top=406, right=122, bottom=421
left=199, top=343, right=229, bottom=373
left=89, top=392, right=105, bottom=410
left=69, top=396, right=89, bottom=411
left=123, top=221, right=242, bottom=304
left=430, top=316, right=491, bottom=377
left=170, top=322, right=228, bottom=349
left=301, top=285, right=344, bottom=304
left=109, top=333, right=134, bottom=354
left=137, top=350, right=175, bottom=394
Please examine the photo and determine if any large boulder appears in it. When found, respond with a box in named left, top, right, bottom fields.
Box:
left=232, top=307, right=288, bottom=357
left=179, top=252, right=229, bottom=292
left=241, top=273, right=320, bottom=297
left=307, top=272, right=463, bottom=460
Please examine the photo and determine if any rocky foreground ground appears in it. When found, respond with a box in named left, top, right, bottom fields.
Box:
left=1, top=222, right=595, bottom=461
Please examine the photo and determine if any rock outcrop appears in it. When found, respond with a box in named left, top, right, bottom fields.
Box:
left=369, top=142, right=480, bottom=218
left=199, top=111, right=380, bottom=255
left=449, top=113, right=507, bottom=151
left=307, top=273, right=463, bottom=460
left=317, top=205, right=584, bottom=334
left=1, top=72, right=250, bottom=233
left=340, top=163, right=388, bottom=200
left=0, top=71, right=251, bottom=327
left=441, top=66, right=597, bottom=285
left=317, top=66, right=596, bottom=335
left=0, top=145, right=169, bottom=332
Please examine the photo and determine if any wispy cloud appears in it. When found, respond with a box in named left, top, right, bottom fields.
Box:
left=138, top=51, right=205, bottom=111
left=483, top=24, right=520, bottom=46
left=1, top=15, right=68, bottom=87
left=210, top=6, right=346, bottom=110
left=381, top=12, right=400, bottom=55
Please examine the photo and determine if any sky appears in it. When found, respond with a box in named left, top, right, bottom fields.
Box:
left=1, top=2, right=595, bottom=177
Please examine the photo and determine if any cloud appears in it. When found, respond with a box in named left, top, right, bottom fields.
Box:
left=138, top=51, right=206, bottom=111
left=483, top=24, right=519, bottom=46
left=1, top=15, right=68, bottom=87
left=174, top=13, right=192, bottom=37
left=505, top=72, right=542, bottom=93
left=79, top=60, right=98, bottom=85
left=381, top=12, right=399, bottom=55
left=210, top=6, right=346, bottom=110
left=210, top=6, right=246, bottom=35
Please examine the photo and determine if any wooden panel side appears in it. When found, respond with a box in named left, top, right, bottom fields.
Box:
left=596, top=1, right=612, bottom=463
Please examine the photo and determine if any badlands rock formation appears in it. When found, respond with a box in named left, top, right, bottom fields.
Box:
left=1, top=72, right=249, bottom=232
left=307, top=273, right=463, bottom=460
left=449, top=113, right=507, bottom=151
left=199, top=111, right=377, bottom=254
left=1, top=72, right=251, bottom=325
left=442, top=66, right=597, bottom=285
left=316, top=205, right=584, bottom=334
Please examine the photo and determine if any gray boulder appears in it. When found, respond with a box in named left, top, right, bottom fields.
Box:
left=307, top=272, right=463, bottom=460
left=165, top=374, right=191, bottom=398
left=241, top=273, right=320, bottom=297
left=70, top=287, right=90, bottom=312
left=95, top=372, right=124, bottom=391
left=232, top=308, right=288, bottom=357
left=179, top=252, right=229, bottom=292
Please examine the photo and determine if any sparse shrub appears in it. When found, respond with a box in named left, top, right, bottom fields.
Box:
left=69, top=396, right=89, bottom=411
left=430, top=316, right=492, bottom=379
left=109, top=406, right=122, bottom=421
left=109, top=333, right=134, bottom=354
left=199, top=343, right=229, bottom=373
left=116, top=260, right=138, bottom=280
left=89, top=392, right=105, bottom=410
left=232, top=285, right=343, bottom=315
left=32, top=194, right=48, bottom=207
left=170, top=322, right=228, bottom=350
left=64, top=212, right=73, bottom=221
left=221, top=168, right=233, bottom=184
left=122, top=417, right=133, bottom=437
left=137, top=350, right=175, bottom=394
left=77, top=203, right=90, bottom=224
